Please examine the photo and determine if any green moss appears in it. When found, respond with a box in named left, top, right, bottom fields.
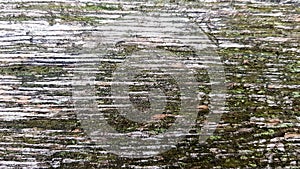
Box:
left=59, top=14, right=99, bottom=24
left=5, top=2, right=119, bottom=25
left=23, top=119, right=79, bottom=130
left=0, top=65, right=64, bottom=76
left=208, top=135, right=221, bottom=141
left=83, top=3, right=122, bottom=11
left=224, top=158, right=242, bottom=168
left=0, top=65, right=64, bottom=77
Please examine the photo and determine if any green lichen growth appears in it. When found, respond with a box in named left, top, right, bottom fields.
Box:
left=0, top=65, right=65, bottom=77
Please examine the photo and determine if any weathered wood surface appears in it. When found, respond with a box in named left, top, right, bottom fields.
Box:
left=0, top=0, right=299, bottom=168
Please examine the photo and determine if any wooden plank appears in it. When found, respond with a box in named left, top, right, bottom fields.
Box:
left=0, top=0, right=299, bottom=168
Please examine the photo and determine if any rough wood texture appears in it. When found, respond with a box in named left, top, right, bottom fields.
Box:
left=0, top=0, right=299, bottom=168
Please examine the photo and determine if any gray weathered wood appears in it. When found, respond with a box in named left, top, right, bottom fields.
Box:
left=0, top=0, right=299, bottom=168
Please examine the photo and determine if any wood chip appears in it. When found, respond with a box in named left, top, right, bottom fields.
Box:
left=197, top=105, right=209, bottom=110
left=151, top=114, right=174, bottom=120
left=284, top=133, right=300, bottom=139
